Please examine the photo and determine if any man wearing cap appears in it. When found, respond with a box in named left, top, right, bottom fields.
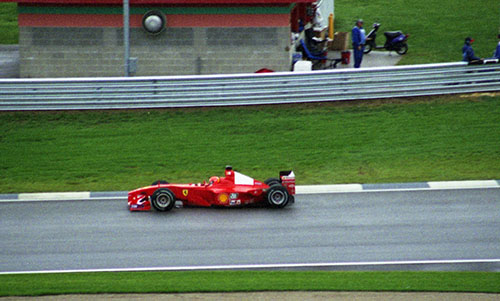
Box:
left=352, top=19, right=366, bottom=68
left=462, top=37, right=480, bottom=62
left=493, top=34, right=500, bottom=59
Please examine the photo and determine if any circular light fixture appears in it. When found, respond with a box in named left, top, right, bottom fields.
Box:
left=142, top=11, right=166, bottom=35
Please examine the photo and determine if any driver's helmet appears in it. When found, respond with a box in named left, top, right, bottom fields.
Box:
left=209, top=176, right=220, bottom=185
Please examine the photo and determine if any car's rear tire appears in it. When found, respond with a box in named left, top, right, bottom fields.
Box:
left=266, top=184, right=290, bottom=208
left=151, top=188, right=175, bottom=211
left=151, top=180, right=169, bottom=185
left=264, top=178, right=281, bottom=187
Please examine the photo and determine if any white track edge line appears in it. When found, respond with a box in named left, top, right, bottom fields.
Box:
left=1, top=183, right=499, bottom=202
left=301, top=186, right=500, bottom=194
left=18, top=192, right=90, bottom=200
left=1, top=259, right=499, bottom=275
left=0, top=196, right=124, bottom=203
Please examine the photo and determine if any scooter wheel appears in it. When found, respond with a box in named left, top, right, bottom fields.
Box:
left=396, top=43, right=408, bottom=55
left=363, top=43, right=372, bottom=54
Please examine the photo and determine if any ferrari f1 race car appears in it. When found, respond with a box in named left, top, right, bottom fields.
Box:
left=128, top=166, right=295, bottom=212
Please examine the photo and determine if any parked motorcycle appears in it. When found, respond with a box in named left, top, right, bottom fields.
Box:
left=363, top=23, right=409, bottom=55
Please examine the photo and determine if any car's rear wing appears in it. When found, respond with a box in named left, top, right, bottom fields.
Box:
left=280, top=170, right=295, bottom=195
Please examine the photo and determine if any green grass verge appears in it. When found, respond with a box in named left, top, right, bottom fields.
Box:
left=334, top=0, right=500, bottom=65
left=0, top=3, right=18, bottom=44
left=1, top=271, right=499, bottom=296
left=1, top=95, right=499, bottom=193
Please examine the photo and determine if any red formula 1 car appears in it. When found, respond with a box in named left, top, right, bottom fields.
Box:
left=128, top=166, right=295, bottom=212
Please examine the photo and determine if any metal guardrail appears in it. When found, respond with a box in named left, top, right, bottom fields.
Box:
left=0, top=62, right=499, bottom=111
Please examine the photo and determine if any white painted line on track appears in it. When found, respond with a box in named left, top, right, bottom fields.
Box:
left=428, top=180, right=500, bottom=189
left=0, top=196, right=125, bottom=203
left=296, top=182, right=500, bottom=194
left=296, top=184, right=363, bottom=194
left=0, top=197, right=117, bottom=203
left=1, top=180, right=499, bottom=202
left=1, top=259, right=499, bottom=275
left=18, top=192, right=90, bottom=201
left=342, top=186, right=500, bottom=194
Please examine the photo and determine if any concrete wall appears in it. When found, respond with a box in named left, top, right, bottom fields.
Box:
left=0, top=45, right=19, bottom=78
left=19, top=26, right=291, bottom=77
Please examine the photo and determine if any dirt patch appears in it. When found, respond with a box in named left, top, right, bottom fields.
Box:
left=2, top=292, right=499, bottom=301
left=459, top=92, right=500, bottom=98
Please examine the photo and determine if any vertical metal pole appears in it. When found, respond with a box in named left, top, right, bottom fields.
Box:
left=123, top=0, right=130, bottom=77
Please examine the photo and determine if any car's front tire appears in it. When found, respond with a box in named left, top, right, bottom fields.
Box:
left=151, top=188, right=175, bottom=211
left=266, top=184, right=290, bottom=208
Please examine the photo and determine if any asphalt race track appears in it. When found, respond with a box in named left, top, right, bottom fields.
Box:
left=1, top=188, right=499, bottom=273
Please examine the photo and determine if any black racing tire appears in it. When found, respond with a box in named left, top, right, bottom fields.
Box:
left=151, top=188, right=175, bottom=212
left=363, top=42, right=373, bottom=54
left=151, top=180, right=169, bottom=186
left=266, top=184, right=290, bottom=208
left=396, top=43, right=408, bottom=55
left=264, top=178, right=281, bottom=187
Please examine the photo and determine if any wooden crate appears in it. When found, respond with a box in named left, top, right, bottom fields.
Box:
left=329, top=32, right=350, bottom=50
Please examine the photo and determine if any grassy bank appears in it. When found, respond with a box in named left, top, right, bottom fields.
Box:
left=1, top=96, right=499, bottom=193
left=1, top=271, right=499, bottom=296
left=333, top=0, right=500, bottom=64
left=0, top=3, right=17, bottom=44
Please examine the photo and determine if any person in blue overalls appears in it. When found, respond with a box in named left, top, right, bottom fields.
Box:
left=462, top=37, right=480, bottom=62
left=493, top=34, right=500, bottom=59
left=352, top=19, right=366, bottom=68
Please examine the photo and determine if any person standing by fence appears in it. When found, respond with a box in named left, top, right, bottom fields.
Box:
left=462, top=37, right=480, bottom=62
left=493, top=34, right=500, bottom=59
left=351, top=19, right=366, bottom=68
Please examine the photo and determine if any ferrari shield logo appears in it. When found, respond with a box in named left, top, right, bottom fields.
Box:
left=182, top=189, right=188, bottom=197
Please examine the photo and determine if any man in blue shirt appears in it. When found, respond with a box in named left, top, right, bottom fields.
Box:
left=351, top=19, right=366, bottom=68
left=462, top=37, right=480, bottom=62
left=494, top=34, right=500, bottom=59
